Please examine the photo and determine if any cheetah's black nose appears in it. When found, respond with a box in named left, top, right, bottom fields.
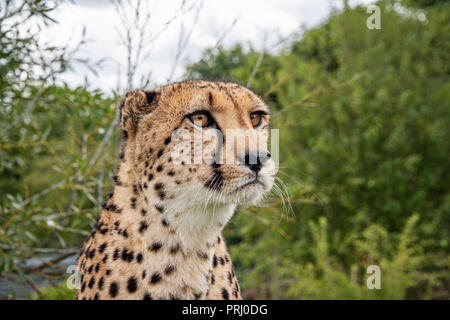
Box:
left=240, top=151, right=271, bottom=173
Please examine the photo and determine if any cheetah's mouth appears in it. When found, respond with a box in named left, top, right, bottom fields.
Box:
left=234, top=175, right=264, bottom=192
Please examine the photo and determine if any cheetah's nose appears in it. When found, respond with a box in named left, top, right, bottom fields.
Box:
left=238, top=151, right=271, bottom=173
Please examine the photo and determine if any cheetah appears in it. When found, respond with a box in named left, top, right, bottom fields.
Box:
left=76, top=80, right=276, bottom=300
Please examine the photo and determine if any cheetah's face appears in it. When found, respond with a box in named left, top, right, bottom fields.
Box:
left=170, top=95, right=276, bottom=206
left=125, top=81, right=276, bottom=208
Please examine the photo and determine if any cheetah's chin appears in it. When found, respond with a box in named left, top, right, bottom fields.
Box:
left=224, top=176, right=274, bottom=206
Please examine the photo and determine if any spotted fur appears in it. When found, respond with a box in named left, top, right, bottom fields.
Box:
left=76, top=80, right=276, bottom=300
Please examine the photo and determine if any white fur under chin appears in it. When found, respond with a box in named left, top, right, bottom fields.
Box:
left=155, top=183, right=235, bottom=251
left=160, top=184, right=265, bottom=251
left=155, top=160, right=275, bottom=252
left=172, top=202, right=235, bottom=251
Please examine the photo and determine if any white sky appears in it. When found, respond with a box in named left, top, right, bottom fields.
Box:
left=40, top=0, right=374, bottom=93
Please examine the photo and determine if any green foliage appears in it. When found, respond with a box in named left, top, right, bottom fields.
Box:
left=0, top=85, right=118, bottom=262
left=30, top=281, right=76, bottom=300
left=281, top=215, right=425, bottom=299
left=0, top=1, right=119, bottom=296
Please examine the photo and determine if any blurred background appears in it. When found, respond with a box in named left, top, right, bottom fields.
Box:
left=0, top=0, right=448, bottom=300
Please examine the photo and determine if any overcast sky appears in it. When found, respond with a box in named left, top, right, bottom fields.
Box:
left=41, top=0, right=374, bottom=93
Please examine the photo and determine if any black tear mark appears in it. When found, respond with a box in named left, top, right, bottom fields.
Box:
left=204, top=169, right=223, bottom=191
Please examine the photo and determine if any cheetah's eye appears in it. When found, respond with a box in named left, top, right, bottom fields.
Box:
left=250, top=111, right=265, bottom=128
left=188, top=110, right=213, bottom=128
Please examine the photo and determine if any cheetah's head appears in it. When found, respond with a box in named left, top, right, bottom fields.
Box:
left=120, top=80, right=276, bottom=211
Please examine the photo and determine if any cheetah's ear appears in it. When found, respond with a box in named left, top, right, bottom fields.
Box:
left=119, top=89, right=160, bottom=134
